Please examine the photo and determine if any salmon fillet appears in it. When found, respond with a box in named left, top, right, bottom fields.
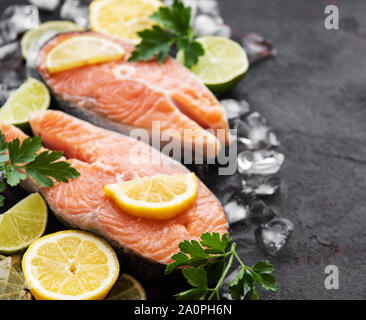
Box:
left=0, top=111, right=228, bottom=267
left=37, top=32, right=230, bottom=158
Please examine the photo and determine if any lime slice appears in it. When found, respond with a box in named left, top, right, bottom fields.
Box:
left=177, top=36, right=249, bottom=93
left=0, top=78, right=50, bottom=129
left=107, top=273, right=146, bottom=300
left=21, top=21, right=85, bottom=60
left=0, top=193, right=48, bottom=254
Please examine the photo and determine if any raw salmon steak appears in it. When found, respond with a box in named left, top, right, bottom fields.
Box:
left=0, top=111, right=228, bottom=276
left=37, top=32, right=230, bottom=158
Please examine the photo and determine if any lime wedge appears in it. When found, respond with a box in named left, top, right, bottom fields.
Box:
left=107, top=273, right=147, bottom=300
left=21, top=20, right=85, bottom=60
left=177, top=36, right=249, bottom=93
left=0, top=193, right=48, bottom=254
left=0, top=78, right=50, bottom=129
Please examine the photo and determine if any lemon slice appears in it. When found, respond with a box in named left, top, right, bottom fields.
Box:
left=177, top=36, right=249, bottom=93
left=21, top=20, right=85, bottom=60
left=104, top=173, right=198, bottom=220
left=107, top=273, right=146, bottom=300
left=90, top=0, right=162, bottom=43
left=45, top=35, right=125, bottom=73
left=22, top=230, right=119, bottom=300
left=0, top=78, right=50, bottom=129
left=0, top=193, right=48, bottom=254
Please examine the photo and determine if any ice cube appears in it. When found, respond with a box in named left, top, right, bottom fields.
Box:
left=249, top=200, right=276, bottom=222
left=241, top=174, right=280, bottom=196
left=215, top=24, right=232, bottom=38
left=60, top=0, right=89, bottom=28
left=197, top=0, right=220, bottom=17
left=234, top=112, right=280, bottom=150
left=0, top=42, right=24, bottom=92
left=29, top=0, right=60, bottom=11
left=0, top=42, right=23, bottom=70
left=237, top=150, right=284, bottom=176
left=220, top=99, right=250, bottom=120
left=0, top=5, right=40, bottom=45
left=0, top=70, right=23, bottom=89
left=223, top=191, right=256, bottom=224
left=193, top=14, right=231, bottom=38
left=193, top=14, right=220, bottom=36
left=241, top=33, right=276, bottom=64
left=255, top=218, right=294, bottom=255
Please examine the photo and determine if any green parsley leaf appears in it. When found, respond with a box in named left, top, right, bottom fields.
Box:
left=206, top=258, right=225, bottom=288
left=4, top=165, right=27, bottom=186
left=249, top=270, right=263, bottom=286
left=229, top=268, right=245, bottom=300
left=177, top=37, right=204, bottom=68
left=179, top=239, right=211, bottom=261
left=8, top=137, right=42, bottom=164
left=25, top=150, right=80, bottom=187
left=182, top=265, right=208, bottom=289
left=261, top=274, right=279, bottom=292
left=252, top=260, right=275, bottom=275
left=0, top=130, right=80, bottom=207
left=165, top=252, right=190, bottom=274
left=129, top=26, right=173, bottom=64
left=200, top=232, right=232, bottom=254
left=150, top=0, right=191, bottom=36
left=167, top=232, right=278, bottom=300
left=175, top=287, right=207, bottom=300
left=249, top=286, right=259, bottom=300
left=128, top=0, right=205, bottom=68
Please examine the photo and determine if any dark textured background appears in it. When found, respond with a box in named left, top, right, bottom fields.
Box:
left=1, top=0, right=365, bottom=300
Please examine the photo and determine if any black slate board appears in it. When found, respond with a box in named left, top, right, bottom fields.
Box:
left=1, top=0, right=366, bottom=300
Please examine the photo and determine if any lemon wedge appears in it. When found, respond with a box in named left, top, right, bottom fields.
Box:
left=22, top=230, right=119, bottom=300
left=104, top=173, right=198, bottom=220
left=90, top=0, right=162, bottom=43
left=45, top=35, right=125, bottom=73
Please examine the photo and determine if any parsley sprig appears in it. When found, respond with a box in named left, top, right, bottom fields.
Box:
left=165, top=232, right=278, bottom=300
left=128, top=0, right=204, bottom=68
left=0, top=131, right=80, bottom=206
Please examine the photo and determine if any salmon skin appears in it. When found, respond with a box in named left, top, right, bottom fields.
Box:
left=0, top=111, right=228, bottom=279
left=37, top=32, right=230, bottom=159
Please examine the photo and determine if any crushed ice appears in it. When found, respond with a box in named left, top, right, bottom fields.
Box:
left=241, top=33, right=277, bottom=64
left=0, top=42, right=24, bottom=104
left=237, top=150, right=284, bottom=176
left=29, top=0, right=60, bottom=12
left=60, top=0, right=90, bottom=28
left=233, top=112, right=280, bottom=150
left=220, top=99, right=250, bottom=120
left=0, top=5, right=39, bottom=46
left=255, top=218, right=294, bottom=255
left=164, top=0, right=231, bottom=37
